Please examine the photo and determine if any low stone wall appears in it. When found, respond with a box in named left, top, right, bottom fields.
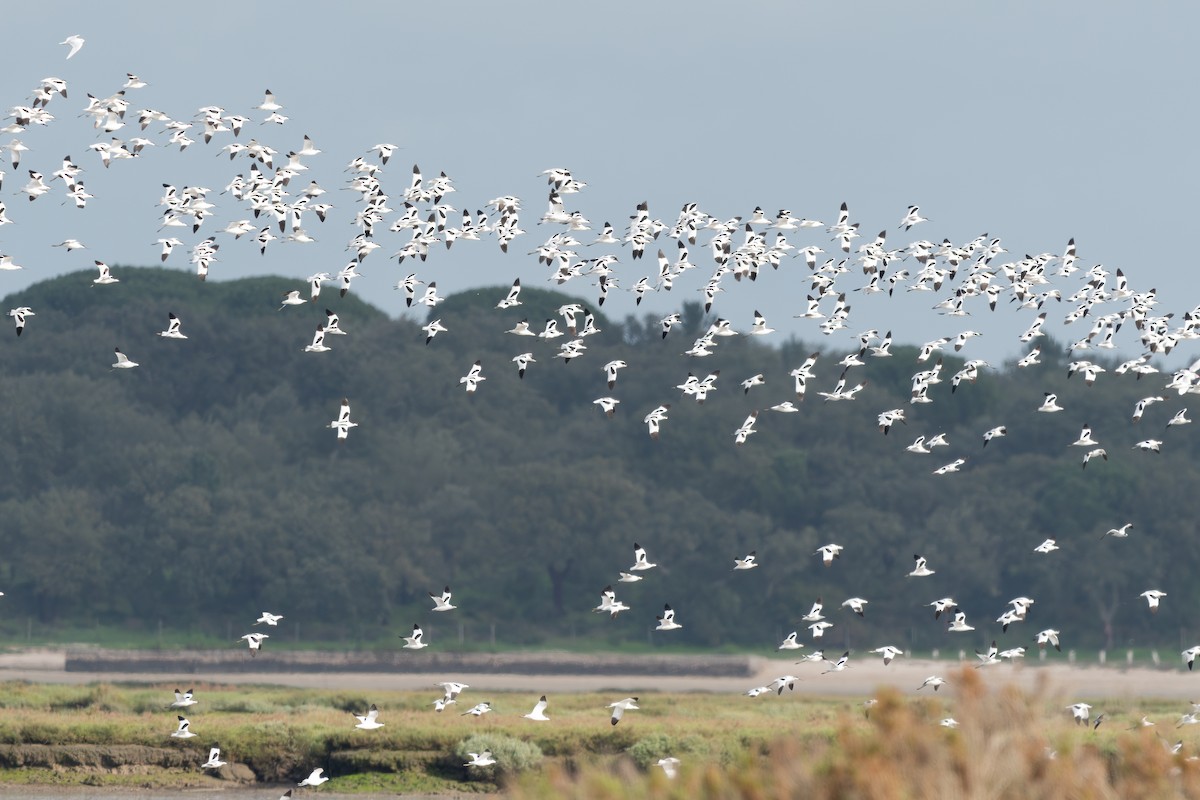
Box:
left=64, top=648, right=757, bottom=677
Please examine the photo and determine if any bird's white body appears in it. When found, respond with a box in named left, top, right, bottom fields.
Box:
left=465, top=750, right=496, bottom=767
left=608, top=697, right=639, bottom=726
left=170, top=716, right=196, bottom=738
left=112, top=348, right=138, bottom=369
left=524, top=695, right=550, bottom=721
left=354, top=704, right=384, bottom=730
left=402, top=624, right=428, bottom=649
left=298, top=768, right=329, bottom=787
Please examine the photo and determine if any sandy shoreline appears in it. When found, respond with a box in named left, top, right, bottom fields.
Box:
left=0, top=648, right=1193, bottom=700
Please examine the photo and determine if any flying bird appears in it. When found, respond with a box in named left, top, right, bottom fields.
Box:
left=815, top=544, right=843, bottom=566
left=460, top=360, right=485, bottom=393
left=298, top=768, right=329, bottom=787
left=733, top=551, right=758, bottom=570
left=429, top=586, right=456, bottom=612
left=8, top=307, right=33, bottom=337
left=329, top=399, right=357, bottom=441
left=200, top=747, right=226, bottom=769
left=908, top=554, right=935, bottom=577
left=655, top=603, right=683, bottom=631
left=1139, top=589, right=1166, bottom=613
left=464, top=750, right=496, bottom=767
left=60, top=35, right=85, bottom=59
left=167, top=689, right=196, bottom=709
left=239, top=632, right=268, bottom=656
left=402, top=624, right=428, bottom=650
left=460, top=701, right=492, bottom=717
left=111, top=347, right=139, bottom=369
left=170, top=716, right=196, bottom=738
left=156, top=312, right=187, bottom=340
left=353, top=704, right=385, bottom=730
left=821, top=651, right=851, bottom=674
left=629, top=542, right=657, bottom=572
left=608, top=697, right=639, bottom=726
left=523, top=695, right=550, bottom=721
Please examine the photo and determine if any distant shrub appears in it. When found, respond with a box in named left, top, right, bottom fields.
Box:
left=454, top=733, right=543, bottom=779
left=626, top=733, right=707, bottom=769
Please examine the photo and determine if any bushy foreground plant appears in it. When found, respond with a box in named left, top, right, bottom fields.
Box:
left=453, top=732, right=543, bottom=780
left=508, top=669, right=1200, bottom=799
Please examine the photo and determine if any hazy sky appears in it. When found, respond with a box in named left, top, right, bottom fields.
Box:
left=0, top=1, right=1196, bottom=365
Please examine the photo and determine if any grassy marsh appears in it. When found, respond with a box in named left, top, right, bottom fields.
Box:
left=0, top=673, right=1196, bottom=796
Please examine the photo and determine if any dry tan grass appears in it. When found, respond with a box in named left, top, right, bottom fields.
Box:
left=507, top=668, right=1200, bottom=800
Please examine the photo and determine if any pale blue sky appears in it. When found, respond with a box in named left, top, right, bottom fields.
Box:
left=0, top=1, right=1195, bottom=364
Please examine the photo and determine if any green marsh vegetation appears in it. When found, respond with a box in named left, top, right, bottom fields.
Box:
left=0, top=674, right=1197, bottom=796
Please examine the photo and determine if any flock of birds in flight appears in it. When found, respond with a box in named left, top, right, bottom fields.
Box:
left=1, top=33, right=1199, bottom=784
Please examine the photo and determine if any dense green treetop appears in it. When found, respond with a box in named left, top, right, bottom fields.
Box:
left=0, top=267, right=1194, bottom=654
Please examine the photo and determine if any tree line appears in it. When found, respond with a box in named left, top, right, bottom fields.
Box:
left=0, top=267, right=1194, bottom=657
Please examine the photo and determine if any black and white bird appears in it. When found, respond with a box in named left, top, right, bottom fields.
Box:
left=239, top=632, right=268, bottom=656
left=898, top=205, right=927, bottom=231
left=777, top=631, right=803, bottom=651
left=982, top=426, right=1007, bottom=447
left=167, top=688, right=196, bottom=709
left=821, top=651, right=851, bottom=674
left=734, top=411, right=759, bottom=445
left=947, top=611, right=975, bottom=632
left=460, top=360, right=485, bottom=393
left=1035, top=628, right=1062, bottom=651
left=1038, top=393, right=1063, bottom=413
left=933, top=458, right=966, bottom=475
left=464, top=750, right=496, bottom=767
left=733, top=551, right=758, bottom=570
left=353, top=704, right=384, bottom=730
left=93, top=260, right=119, bottom=285
left=741, top=374, right=766, bottom=394
left=329, top=399, right=357, bottom=441
left=513, top=352, right=536, bottom=379
left=429, top=586, right=456, bottom=612
left=1183, top=645, right=1200, bottom=671
left=170, top=716, right=197, bottom=738
left=156, top=312, right=187, bottom=339
left=421, top=319, right=448, bottom=344
left=908, top=554, right=935, bottom=577
left=593, top=397, right=620, bottom=417
left=523, top=695, right=550, bottom=721
left=655, top=603, right=682, bottom=631
left=608, top=697, right=639, bottom=726
left=298, top=768, right=329, bottom=787
left=871, top=645, right=904, bottom=666
left=1139, top=589, right=1167, bottom=613
left=1067, top=703, right=1092, bottom=726
left=303, top=325, right=330, bottom=353
left=460, top=701, right=492, bottom=717
left=841, top=597, right=868, bottom=617
left=593, top=585, right=630, bottom=617
left=629, top=543, right=657, bottom=572
left=8, top=307, right=33, bottom=337
left=200, top=747, right=226, bottom=769
left=497, top=279, right=522, bottom=309
left=402, top=624, right=428, bottom=650
left=111, top=347, right=139, bottom=369
left=815, top=544, right=843, bottom=566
